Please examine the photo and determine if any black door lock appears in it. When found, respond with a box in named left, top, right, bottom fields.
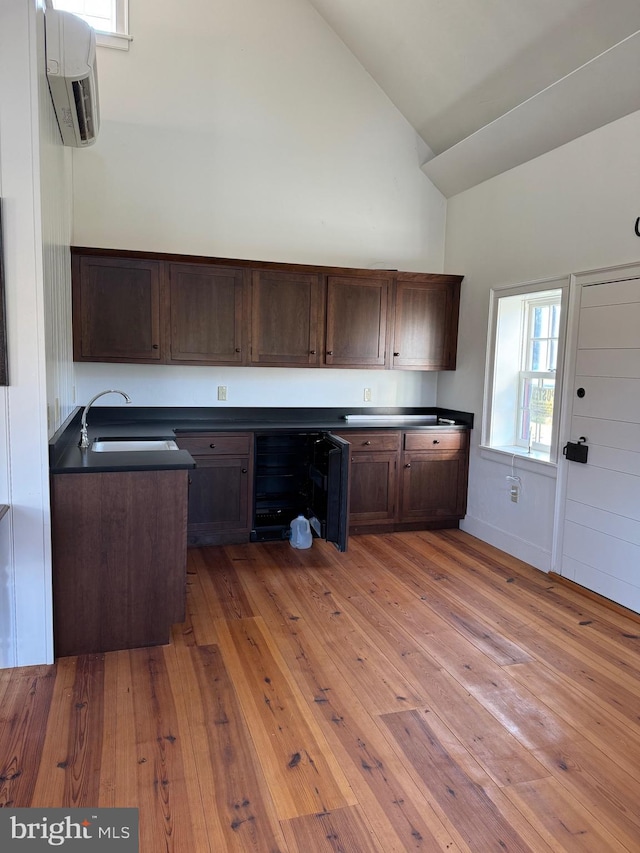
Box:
left=563, top=437, right=588, bottom=463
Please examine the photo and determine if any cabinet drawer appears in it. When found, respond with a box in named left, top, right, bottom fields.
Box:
left=403, top=431, right=466, bottom=451
left=176, top=433, right=252, bottom=456
left=334, top=430, right=401, bottom=452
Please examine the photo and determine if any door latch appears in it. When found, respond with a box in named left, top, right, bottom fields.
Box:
left=563, top=436, right=588, bottom=463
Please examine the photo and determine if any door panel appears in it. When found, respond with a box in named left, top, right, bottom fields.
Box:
left=561, top=556, right=640, bottom=614
left=565, top=500, right=640, bottom=547
left=558, top=276, right=640, bottom=612
left=563, top=522, right=640, bottom=587
left=572, top=377, right=640, bottom=422
left=578, top=303, right=640, bottom=348
left=566, top=464, right=640, bottom=519
left=325, top=276, right=388, bottom=367
left=308, top=433, right=350, bottom=551
left=251, top=270, right=322, bottom=365
left=169, top=264, right=246, bottom=363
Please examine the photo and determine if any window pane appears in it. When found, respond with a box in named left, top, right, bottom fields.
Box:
left=520, top=377, right=555, bottom=449
left=53, top=0, right=116, bottom=32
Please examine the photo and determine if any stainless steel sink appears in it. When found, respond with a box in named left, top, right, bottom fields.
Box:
left=92, top=439, right=179, bottom=452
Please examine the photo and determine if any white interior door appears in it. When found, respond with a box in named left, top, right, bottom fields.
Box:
left=557, top=274, right=640, bottom=613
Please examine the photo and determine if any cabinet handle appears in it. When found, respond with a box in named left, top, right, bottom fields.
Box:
left=393, top=352, right=400, bottom=357
left=235, top=348, right=241, bottom=353
left=152, top=344, right=159, bottom=349
left=310, top=350, right=316, bottom=355
left=433, top=439, right=440, bottom=444
left=405, top=462, right=411, bottom=468
left=241, top=468, right=248, bottom=474
left=327, top=350, right=333, bottom=355
left=188, top=476, right=192, bottom=484
left=209, top=443, right=216, bottom=448
left=364, top=440, right=371, bottom=446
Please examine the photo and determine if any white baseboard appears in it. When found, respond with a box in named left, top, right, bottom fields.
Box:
left=460, top=515, right=552, bottom=573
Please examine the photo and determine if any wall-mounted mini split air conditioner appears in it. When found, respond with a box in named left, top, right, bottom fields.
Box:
left=45, top=8, right=100, bottom=147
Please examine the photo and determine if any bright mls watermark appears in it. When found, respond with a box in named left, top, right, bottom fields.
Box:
left=0, top=809, right=138, bottom=850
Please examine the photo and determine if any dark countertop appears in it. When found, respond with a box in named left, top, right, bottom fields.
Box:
left=49, top=406, right=474, bottom=473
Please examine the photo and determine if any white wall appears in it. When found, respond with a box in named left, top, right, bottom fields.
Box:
left=440, top=109, right=640, bottom=570
left=70, top=0, right=446, bottom=409
left=0, top=0, right=57, bottom=666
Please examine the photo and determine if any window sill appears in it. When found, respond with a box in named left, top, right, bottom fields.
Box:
left=96, top=30, right=132, bottom=50
left=479, top=445, right=558, bottom=478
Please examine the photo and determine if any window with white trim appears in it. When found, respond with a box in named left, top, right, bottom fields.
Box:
left=483, top=278, right=568, bottom=463
left=52, top=0, right=131, bottom=50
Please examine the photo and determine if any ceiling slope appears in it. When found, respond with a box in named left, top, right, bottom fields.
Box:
left=307, top=0, right=640, bottom=195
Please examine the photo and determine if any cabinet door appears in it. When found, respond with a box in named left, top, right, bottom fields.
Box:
left=325, top=276, right=390, bottom=367
left=391, top=279, right=461, bottom=370
left=332, top=430, right=400, bottom=527
left=186, top=456, right=252, bottom=545
left=169, top=263, right=248, bottom=364
left=307, top=433, right=350, bottom=552
left=73, top=254, right=163, bottom=361
left=400, top=450, right=468, bottom=521
left=348, top=452, right=397, bottom=524
left=251, top=270, right=323, bottom=365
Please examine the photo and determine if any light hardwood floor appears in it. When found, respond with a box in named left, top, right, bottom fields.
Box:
left=1, top=529, right=640, bottom=851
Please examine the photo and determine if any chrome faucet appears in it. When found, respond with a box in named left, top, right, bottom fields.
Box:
left=79, top=389, right=132, bottom=448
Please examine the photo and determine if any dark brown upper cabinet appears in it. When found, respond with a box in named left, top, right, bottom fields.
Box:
left=71, top=248, right=462, bottom=371
left=168, top=263, right=248, bottom=364
left=250, top=269, right=323, bottom=366
left=391, top=277, right=461, bottom=370
left=325, top=275, right=390, bottom=368
left=72, top=254, right=163, bottom=362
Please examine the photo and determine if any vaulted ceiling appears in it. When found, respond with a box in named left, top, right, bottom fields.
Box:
left=307, top=0, right=640, bottom=195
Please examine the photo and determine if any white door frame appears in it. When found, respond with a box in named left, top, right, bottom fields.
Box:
left=551, top=259, right=640, bottom=575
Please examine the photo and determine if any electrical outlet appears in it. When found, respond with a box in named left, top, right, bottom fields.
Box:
left=217, top=385, right=227, bottom=401
left=510, top=485, right=519, bottom=503
left=364, top=387, right=372, bottom=402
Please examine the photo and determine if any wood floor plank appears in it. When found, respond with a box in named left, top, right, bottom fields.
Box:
left=349, top=534, right=534, bottom=666
left=30, top=656, right=78, bottom=806
left=128, top=646, right=200, bottom=852
left=171, top=641, right=287, bottom=852
left=273, top=553, right=426, bottom=714
left=303, top=555, right=549, bottom=789
left=382, top=707, right=547, bottom=852
left=508, top=661, right=640, bottom=784
left=51, top=655, right=104, bottom=808
left=504, top=776, right=631, bottom=852
left=183, top=551, right=221, bottom=646
left=406, top=533, right=640, bottom=731
left=352, top=534, right=637, bottom=744
left=0, top=665, right=56, bottom=807
left=532, top=738, right=640, bottom=850
left=234, top=549, right=470, bottom=851
left=215, top=614, right=357, bottom=821
left=198, top=546, right=256, bottom=621
left=434, top=529, right=640, bottom=663
left=281, top=804, right=384, bottom=852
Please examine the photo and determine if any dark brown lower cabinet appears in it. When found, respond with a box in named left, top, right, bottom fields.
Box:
left=51, top=469, right=188, bottom=657
left=335, top=428, right=469, bottom=533
left=175, top=433, right=253, bottom=546
left=334, top=431, right=400, bottom=529
left=399, top=431, right=469, bottom=525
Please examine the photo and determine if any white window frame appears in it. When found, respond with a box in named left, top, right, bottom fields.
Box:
left=481, top=276, right=569, bottom=468
left=51, top=0, right=132, bottom=50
